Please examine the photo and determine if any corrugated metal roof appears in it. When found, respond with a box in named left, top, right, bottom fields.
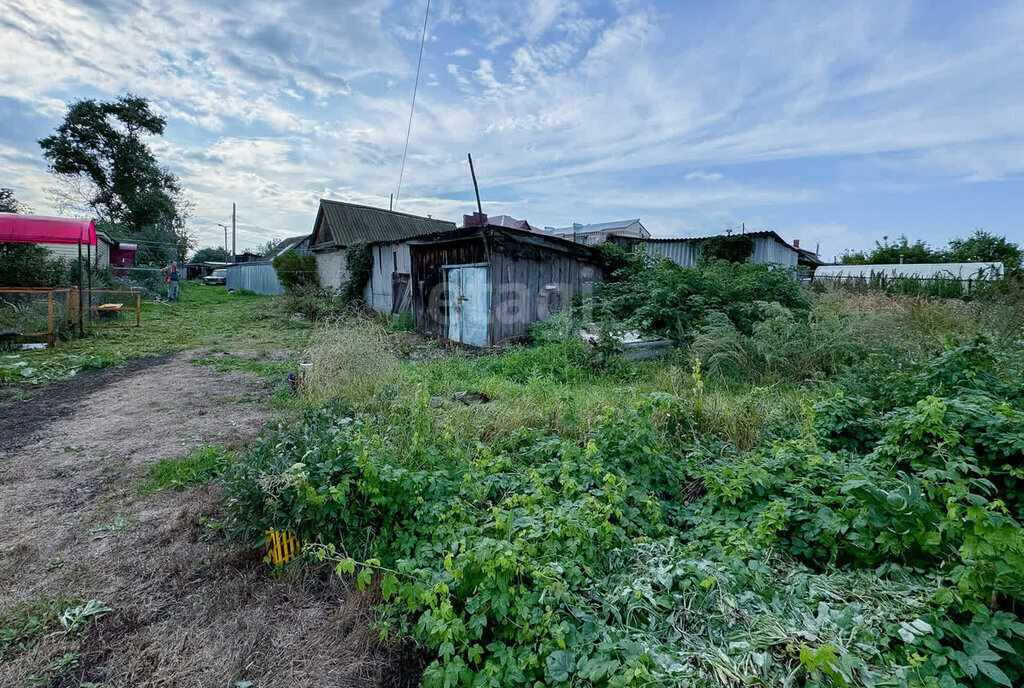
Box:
left=643, top=230, right=786, bottom=243
left=548, top=219, right=641, bottom=234
left=313, top=200, right=456, bottom=248
left=814, top=262, right=1004, bottom=280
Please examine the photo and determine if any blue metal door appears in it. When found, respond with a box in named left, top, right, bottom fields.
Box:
left=446, top=265, right=489, bottom=346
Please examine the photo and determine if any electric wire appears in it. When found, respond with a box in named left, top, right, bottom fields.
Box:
left=394, top=0, right=432, bottom=209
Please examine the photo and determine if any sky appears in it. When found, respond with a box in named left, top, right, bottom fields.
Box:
left=1, top=0, right=1022, bottom=260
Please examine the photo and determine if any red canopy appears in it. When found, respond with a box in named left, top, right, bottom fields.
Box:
left=0, top=212, right=96, bottom=246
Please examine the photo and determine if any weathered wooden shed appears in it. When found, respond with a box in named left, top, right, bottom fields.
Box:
left=408, top=225, right=604, bottom=346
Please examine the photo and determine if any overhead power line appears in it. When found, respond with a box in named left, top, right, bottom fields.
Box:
left=394, top=0, right=432, bottom=210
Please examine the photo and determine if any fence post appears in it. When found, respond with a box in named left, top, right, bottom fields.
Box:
left=136, top=292, right=141, bottom=327
left=47, top=290, right=54, bottom=348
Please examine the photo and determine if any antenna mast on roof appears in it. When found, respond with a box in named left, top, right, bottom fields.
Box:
left=468, top=153, right=483, bottom=217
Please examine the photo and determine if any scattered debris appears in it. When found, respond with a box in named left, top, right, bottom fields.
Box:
left=454, top=391, right=490, bottom=405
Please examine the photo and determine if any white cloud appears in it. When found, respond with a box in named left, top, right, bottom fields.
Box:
left=2, top=0, right=1024, bottom=254
left=684, top=171, right=724, bottom=182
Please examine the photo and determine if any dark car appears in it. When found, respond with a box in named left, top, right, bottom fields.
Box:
left=203, top=268, right=227, bottom=286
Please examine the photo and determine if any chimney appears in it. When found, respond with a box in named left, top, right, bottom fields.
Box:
left=462, top=212, right=488, bottom=227
left=793, top=239, right=801, bottom=249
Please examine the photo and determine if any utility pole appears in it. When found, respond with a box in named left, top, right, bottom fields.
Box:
left=218, top=223, right=229, bottom=257
left=232, top=202, right=236, bottom=263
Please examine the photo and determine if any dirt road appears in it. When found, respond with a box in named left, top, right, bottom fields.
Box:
left=0, top=352, right=416, bottom=687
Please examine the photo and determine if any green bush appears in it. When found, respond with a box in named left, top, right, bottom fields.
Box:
left=343, top=240, right=372, bottom=304
left=0, top=243, right=68, bottom=287
left=273, top=250, right=318, bottom=291
left=587, top=252, right=806, bottom=338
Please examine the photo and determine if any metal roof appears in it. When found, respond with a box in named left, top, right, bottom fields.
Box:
left=0, top=212, right=96, bottom=245
left=814, top=262, right=1004, bottom=280
left=642, top=230, right=787, bottom=243
left=312, top=200, right=456, bottom=248
left=547, top=219, right=641, bottom=234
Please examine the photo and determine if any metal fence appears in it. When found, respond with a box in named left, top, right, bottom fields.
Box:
left=225, top=261, right=284, bottom=295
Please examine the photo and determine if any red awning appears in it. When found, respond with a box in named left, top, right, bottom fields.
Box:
left=0, top=212, right=97, bottom=246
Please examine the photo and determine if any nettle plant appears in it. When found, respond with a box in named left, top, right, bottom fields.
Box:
left=225, top=397, right=678, bottom=687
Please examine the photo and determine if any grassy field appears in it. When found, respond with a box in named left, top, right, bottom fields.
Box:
left=0, top=281, right=311, bottom=386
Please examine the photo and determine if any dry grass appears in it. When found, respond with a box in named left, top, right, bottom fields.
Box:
left=303, top=314, right=402, bottom=409
left=0, top=352, right=419, bottom=687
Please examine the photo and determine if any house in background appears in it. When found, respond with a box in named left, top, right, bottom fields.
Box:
left=545, top=219, right=650, bottom=245
left=267, top=234, right=312, bottom=259
left=310, top=199, right=456, bottom=312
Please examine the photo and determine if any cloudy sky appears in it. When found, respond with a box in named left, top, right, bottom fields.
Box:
left=1, top=0, right=1022, bottom=259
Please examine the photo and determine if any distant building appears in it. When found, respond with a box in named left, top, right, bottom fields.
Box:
left=618, top=231, right=803, bottom=268
left=814, top=262, right=1004, bottom=282
left=266, top=234, right=312, bottom=259
left=545, top=219, right=650, bottom=245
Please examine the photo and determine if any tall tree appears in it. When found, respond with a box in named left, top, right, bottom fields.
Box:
left=947, top=229, right=1022, bottom=270
left=39, top=94, right=192, bottom=263
left=0, top=188, right=29, bottom=213
left=190, top=246, right=229, bottom=263
left=840, top=235, right=944, bottom=264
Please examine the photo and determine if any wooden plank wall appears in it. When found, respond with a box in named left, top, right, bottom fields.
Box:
left=489, top=248, right=599, bottom=343
left=410, top=238, right=486, bottom=340
left=410, top=233, right=603, bottom=345
left=366, top=242, right=412, bottom=313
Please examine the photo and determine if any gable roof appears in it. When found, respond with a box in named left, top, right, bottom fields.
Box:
left=268, top=233, right=311, bottom=258
left=312, top=200, right=456, bottom=249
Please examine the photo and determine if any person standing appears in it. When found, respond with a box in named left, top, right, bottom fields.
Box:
left=164, top=260, right=180, bottom=302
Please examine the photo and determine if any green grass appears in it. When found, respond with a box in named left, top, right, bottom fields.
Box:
left=0, top=281, right=311, bottom=385
left=0, top=596, right=77, bottom=662
left=139, top=444, right=230, bottom=495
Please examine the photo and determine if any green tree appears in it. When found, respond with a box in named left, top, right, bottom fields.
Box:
left=946, top=229, right=1021, bottom=270
left=0, top=244, right=67, bottom=287
left=39, top=94, right=192, bottom=263
left=840, top=235, right=944, bottom=264
left=0, top=188, right=29, bottom=214
left=190, top=246, right=230, bottom=263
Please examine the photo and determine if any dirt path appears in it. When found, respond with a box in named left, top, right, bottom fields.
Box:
left=0, top=352, right=416, bottom=687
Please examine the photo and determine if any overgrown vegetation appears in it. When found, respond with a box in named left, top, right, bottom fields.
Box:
left=219, top=253, right=1024, bottom=687
left=343, top=240, right=373, bottom=304
left=0, top=243, right=68, bottom=287
left=273, top=250, right=318, bottom=291
left=587, top=251, right=805, bottom=338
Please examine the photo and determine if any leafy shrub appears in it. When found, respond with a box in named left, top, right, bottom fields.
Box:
left=699, top=234, right=753, bottom=262
left=343, top=240, right=372, bottom=304
left=273, top=250, right=318, bottom=290
left=0, top=243, right=68, bottom=287
left=588, top=253, right=806, bottom=339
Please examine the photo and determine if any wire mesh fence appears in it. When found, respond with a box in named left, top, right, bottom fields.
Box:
left=1, top=286, right=142, bottom=349
left=85, top=289, right=142, bottom=329
left=0, top=287, right=80, bottom=348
